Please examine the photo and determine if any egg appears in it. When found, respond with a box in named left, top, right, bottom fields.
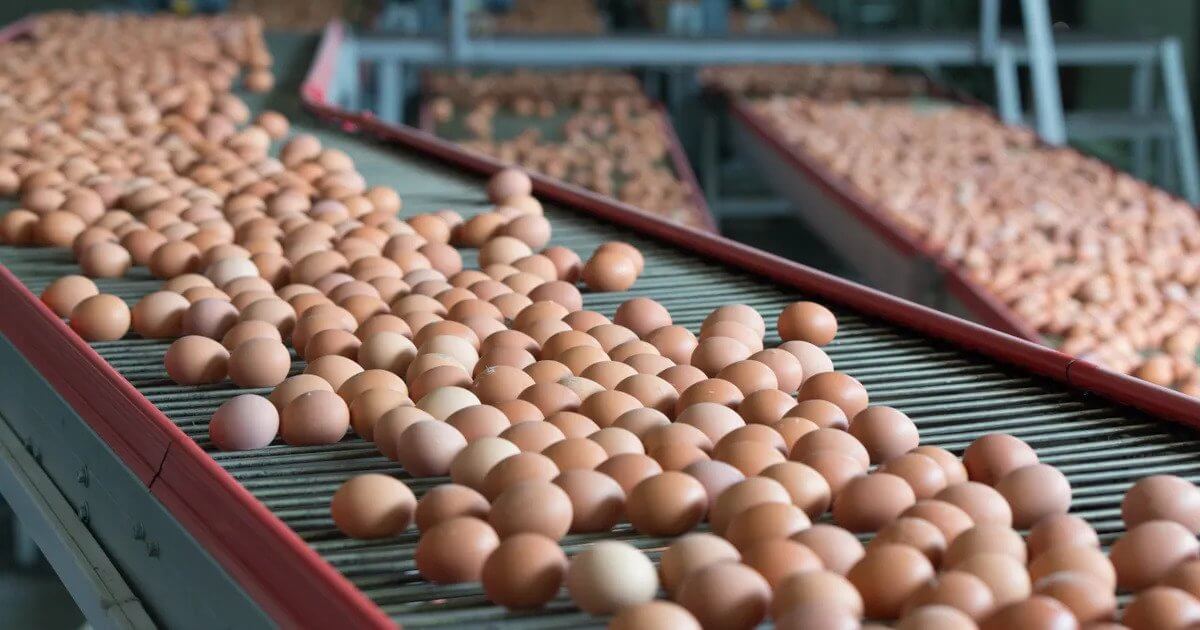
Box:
left=906, top=570, right=996, bottom=621
left=553, top=469, right=625, bottom=533
left=880, top=452, right=949, bottom=500
left=934, top=482, right=1013, bottom=527
left=1110, top=519, right=1200, bottom=590
left=414, top=516, right=500, bottom=584
left=482, top=452, right=561, bottom=500
left=41, top=275, right=98, bottom=317
left=182, top=297, right=239, bottom=339
left=414, top=484, right=489, bottom=532
left=848, top=543, right=935, bottom=619
left=489, top=480, right=573, bottom=540
left=944, top=523, right=1026, bottom=568
left=725, top=501, right=810, bottom=550
left=228, top=337, right=291, bottom=388
left=961, top=433, right=1038, bottom=486
left=1033, top=571, right=1116, bottom=624
left=1121, top=474, right=1200, bottom=533
left=165, top=335, right=229, bottom=384
left=269, top=374, right=335, bottom=411
left=740, top=538, right=823, bottom=589
left=348, top=389, right=410, bottom=440
left=209, top=394, right=278, bottom=451
left=796, top=372, right=868, bottom=417
left=449, top=437, right=521, bottom=491
left=786, top=399, right=848, bottom=430
left=582, top=250, right=638, bottom=292
left=481, top=533, right=567, bottom=609
left=595, top=453, right=663, bottom=495
left=626, top=471, right=708, bottom=535
left=609, top=601, right=701, bottom=630
left=1121, top=586, right=1200, bottom=630
left=487, top=168, right=533, bottom=203
left=770, top=570, right=863, bottom=620
left=1027, top=544, right=1116, bottom=590
left=565, top=541, right=658, bottom=615
left=870, top=517, right=947, bottom=566
left=994, top=464, right=1071, bottom=528
left=791, top=428, right=870, bottom=470
left=777, top=302, right=838, bottom=346
left=1026, top=513, right=1099, bottom=560
left=330, top=474, right=415, bottom=539
left=848, top=406, right=919, bottom=464
left=710, top=476, right=791, bottom=535
left=1163, top=560, right=1200, bottom=599
left=677, top=561, right=771, bottom=630
left=69, top=293, right=131, bottom=341
left=395, top=420, right=467, bottom=477
left=280, top=390, right=350, bottom=445
left=912, top=445, right=969, bottom=485
left=978, top=596, right=1076, bottom=630
left=955, top=553, right=1031, bottom=606
left=898, top=605, right=978, bottom=630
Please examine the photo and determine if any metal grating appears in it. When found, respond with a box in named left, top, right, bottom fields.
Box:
left=1, top=33, right=1199, bottom=628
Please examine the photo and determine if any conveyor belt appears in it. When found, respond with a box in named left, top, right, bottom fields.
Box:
left=2, top=24, right=1200, bottom=629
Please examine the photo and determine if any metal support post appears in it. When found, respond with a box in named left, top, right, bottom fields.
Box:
left=1160, top=38, right=1200, bottom=203
left=701, top=105, right=720, bottom=209
left=1131, top=59, right=1155, bottom=180
left=447, top=0, right=470, bottom=64
left=700, top=0, right=728, bottom=36
left=1020, top=0, right=1066, bottom=144
left=377, top=58, right=403, bottom=125
left=994, top=43, right=1023, bottom=125
left=979, top=0, right=1000, bottom=61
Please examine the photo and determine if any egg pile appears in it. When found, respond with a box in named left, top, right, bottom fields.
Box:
left=473, top=0, right=605, bottom=35
left=427, top=71, right=708, bottom=229
left=751, top=97, right=1200, bottom=395
left=700, top=64, right=928, bottom=100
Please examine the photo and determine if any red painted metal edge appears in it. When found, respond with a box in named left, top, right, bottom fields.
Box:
left=0, top=17, right=395, bottom=630
left=303, top=22, right=1200, bottom=427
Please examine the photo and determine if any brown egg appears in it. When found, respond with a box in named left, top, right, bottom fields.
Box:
left=802, top=450, right=865, bottom=496
left=1164, top=560, right=1200, bottom=599
left=726, top=501, right=810, bottom=550
left=612, top=298, right=670, bottom=337
left=956, top=553, right=1031, bottom=606
left=330, top=474, right=415, bottom=539
left=241, top=298, right=298, bottom=337
left=416, top=385, right=482, bottom=421
left=978, top=596, right=1076, bottom=630
left=772, top=417, right=820, bottom=452
left=481, top=533, right=567, bottom=610
left=749, top=349, right=804, bottom=393
left=339, top=369, right=408, bottom=405
left=35, top=211, right=86, bottom=247
left=797, top=372, right=868, bottom=418
left=269, top=374, right=335, bottom=411
left=1121, top=586, right=1200, bottom=630
left=717, top=440, right=786, bottom=476
left=944, top=523, right=1026, bottom=568
left=487, top=168, right=533, bottom=202
left=870, top=516, right=947, bottom=566
left=786, top=399, right=849, bottom=430
left=880, top=452, right=949, bottom=500
left=902, top=500, right=976, bottom=546
left=415, top=517, right=500, bottom=584
left=445, top=405, right=510, bottom=441
left=791, top=428, right=870, bottom=470
left=962, top=433, right=1038, bottom=486
left=596, top=453, right=663, bottom=495
left=281, top=390, right=350, bottom=445
left=222, top=320, right=283, bottom=350
left=771, top=570, right=864, bottom=619
left=906, top=570, right=996, bottom=621
left=41, top=275, right=99, bottom=318
left=849, top=406, right=920, bottom=464
left=414, top=484, right=490, bottom=532
left=489, top=480, right=573, bottom=540
left=228, top=338, right=291, bottom=388
left=483, top=452, right=561, bottom=500
left=935, top=482, right=1013, bottom=527
left=581, top=251, right=638, bottom=292
left=627, top=471, right=708, bottom=535
left=677, top=561, right=771, bottom=630
left=1028, top=544, right=1116, bottom=591
left=676, top=377, right=744, bottom=411
left=349, top=389, right=409, bottom=440
left=758, top=461, right=831, bottom=519
left=995, top=464, right=1071, bottom=528
left=182, top=298, right=239, bottom=339
left=1026, top=514, right=1099, bottom=560
left=449, top=436, right=520, bottom=491
left=610, top=601, right=701, bottom=630
left=395, top=420, right=467, bottom=477
left=164, top=335, right=229, bottom=384
left=717, top=360, right=779, bottom=395
left=209, top=394, right=279, bottom=451
left=912, top=445, right=969, bottom=485
left=832, top=472, right=916, bottom=532
left=1122, top=475, right=1200, bottom=533
left=553, top=469, right=624, bottom=533
left=741, top=538, right=823, bottom=589
left=659, top=533, right=742, bottom=595
left=493, top=399, right=544, bottom=424
left=647, top=326, right=699, bottom=366
left=616, top=374, right=678, bottom=416
left=711, top=476, right=792, bottom=535
left=304, top=355, right=365, bottom=392
left=590, top=427, right=643, bottom=458
left=739, top=389, right=799, bottom=426
left=777, top=302, right=838, bottom=346
left=1110, top=520, right=1200, bottom=590
left=1034, top=572, right=1116, bottom=624
left=69, top=294, right=131, bottom=341
left=542, top=436, right=607, bottom=470
left=691, top=336, right=752, bottom=376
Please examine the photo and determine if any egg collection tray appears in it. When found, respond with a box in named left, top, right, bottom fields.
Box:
left=1, top=24, right=1200, bottom=628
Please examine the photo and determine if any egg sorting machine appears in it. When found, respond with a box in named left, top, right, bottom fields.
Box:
left=4, top=17, right=1200, bottom=629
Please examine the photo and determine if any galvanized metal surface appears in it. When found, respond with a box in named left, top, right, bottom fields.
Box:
left=0, top=32, right=1197, bottom=628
